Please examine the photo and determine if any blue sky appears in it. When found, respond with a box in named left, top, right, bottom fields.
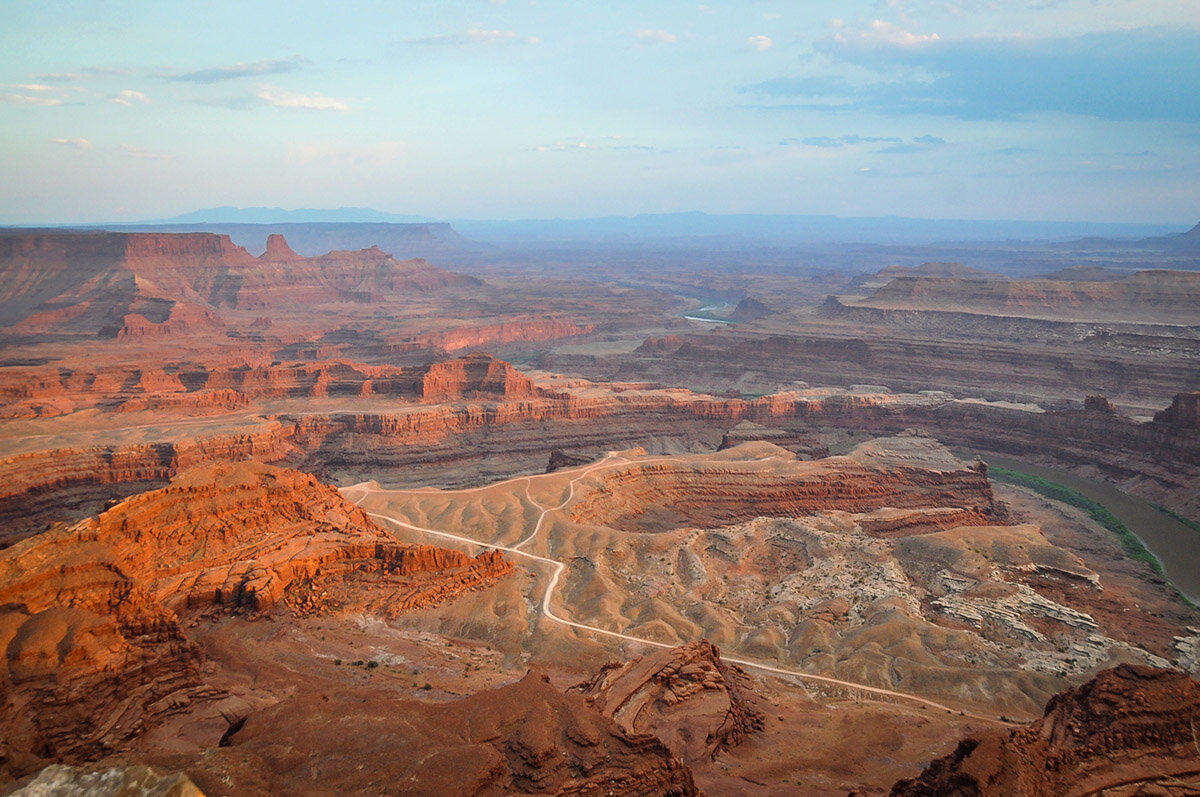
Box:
left=1, top=0, right=1197, bottom=224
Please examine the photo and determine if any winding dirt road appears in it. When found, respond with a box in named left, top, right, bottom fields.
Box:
left=344, top=454, right=1017, bottom=726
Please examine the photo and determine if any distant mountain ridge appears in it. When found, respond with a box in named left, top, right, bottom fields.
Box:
left=98, top=221, right=482, bottom=260
left=150, top=206, right=437, bottom=225
left=128, top=207, right=1190, bottom=247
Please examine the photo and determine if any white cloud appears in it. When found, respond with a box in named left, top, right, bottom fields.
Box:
left=51, top=137, right=91, bottom=149
left=748, top=35, right=773, bottom=51
left=111, top=89, right=150, bottom=106
left=412, top=26, right=538, bottom=45
left=1, top=83, right=74, bottom=105
left=2, top=92, right=64, bottom=106
left=255, top=85, right=349, bottom=112
left=284, top=140, right=403, bottom=167
left=163, top=57, right=307, bottom=84
left=831, top=19, right=940, bottom=46
left=633, top=29, right=678, bottom=43
left=534, top=138, right=595, bottom=152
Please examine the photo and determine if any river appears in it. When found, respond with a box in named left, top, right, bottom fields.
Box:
left=978, top=453, right=1200, bottom=603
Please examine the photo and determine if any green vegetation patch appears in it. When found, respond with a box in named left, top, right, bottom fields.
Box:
left=1152, top=503, right=1200, bottom=535
left=989, top=467, right=1163, bottom=574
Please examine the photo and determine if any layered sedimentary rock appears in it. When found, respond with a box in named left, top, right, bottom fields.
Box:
left=627, top=324, right=1200, bottom=406
left=0, top=231, right=476, bottom=337
left=891, top=664, right=1200, bottom=796
left=717, top=420, right=829, bottom=459
left=4, top=362, right=1199, bottom=545
left=571, top=640, right=764, bottom=762
left=568, top=436, right=1003, bottom=533
left=196, top=671, right=698, bottom=796
left=1155, top=391, right=1200, bottom=429
left=847, top=269, right=1200, bottom=323
left=0, top=353, right=539, bottom=419
left=0, top=463, right=512, bottom=766
left=4, top=368, right=1189, bottom=540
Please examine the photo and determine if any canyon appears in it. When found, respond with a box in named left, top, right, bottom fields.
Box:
left=1, top=228, right=1198, bottom=794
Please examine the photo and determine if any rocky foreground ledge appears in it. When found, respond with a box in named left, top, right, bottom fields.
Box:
left=891, top=663, right=1200, bottom=796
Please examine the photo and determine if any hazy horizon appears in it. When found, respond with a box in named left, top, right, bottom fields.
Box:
left=2, top=1, right=1198, bottom=225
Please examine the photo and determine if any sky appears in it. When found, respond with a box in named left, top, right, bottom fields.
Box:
left=1, top=0, right=1198, bottom=225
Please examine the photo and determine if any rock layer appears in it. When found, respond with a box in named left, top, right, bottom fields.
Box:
left=192, top=671, right=699, bottom=796
left=891, top=664, right=1200, bottom=796
left=568, top=436, right=1003, bottom=533
left=0, top=231, right=476, bottom=337
left=0, top=463, right=512, bottom=768
left=571, top=640, right=765, bottom=762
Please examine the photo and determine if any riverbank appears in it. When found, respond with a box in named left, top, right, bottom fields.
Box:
left=979, top=453, right=1200, bottom=606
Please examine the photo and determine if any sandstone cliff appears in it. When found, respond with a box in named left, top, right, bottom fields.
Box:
left=891, top=664, right=1200, bottom=796
left=0, top=463, right=512, bottom=768
left=0, top=353, right=538, bottom=420
left=849, top=269, right=1200, bottom=323
left=1155, top=392, right=1200, bottom=429
left=568, top=436, right=1003, bottom=533
left=0, top=231, right=478, bottom=337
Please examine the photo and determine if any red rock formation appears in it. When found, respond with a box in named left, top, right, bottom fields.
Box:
left=0, top=231, right=478, bottom=336
left=415, top=318, right=594, bottom=353
left=891, top=664, right=1200, bottom=796
left=1155, top=392, right=1200, bottom=429
left=568, top=437, right=1003, bottom=533
left=1083, top=394, right=1116, bottom=413
left=717, top=421, right=830, bottom=459
left=727, top=297, right=772, bottom=322
left=0, top=463, right=513, bottom=766
left=190, top=671, right=698, bottom=796
left=260, top=233, right=302, bottom=262
left=0, top=353, right=538, bottom=419
left=417, top=352, right=536, bottom=400
left=571, top=640, right=765, bottom=762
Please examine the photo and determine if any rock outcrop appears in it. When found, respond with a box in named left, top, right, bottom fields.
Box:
left=193, top=671, right=699, bottom=796
left=728, top=297, right=771, bottom=322
left=0, top=353, right=537, bottom=419
left=0, top=231, right=477, bottom=336
left=568, top=436, right=1004, bottom=534
left=572, top=640, right=765, bottom=762
left=11, top=764, right=204, bottom=797
left=260, top=233, right=301, bottom=262
left=891, top=664, right=1200, bottom=796
left=1155, top=392, right=1200, bottom=430
left=1083, top=394, right=1116, bottom=413
left=717, top=421, right=829, bottom=459
left=0, top=463, right=512, bottom=767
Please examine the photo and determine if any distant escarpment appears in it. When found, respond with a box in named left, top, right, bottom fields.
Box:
left=846, top=269, right=1200, bottom=324
left=572, top=640, right=765, bottom=762
left=630, top=323, right=1200, bottom=409
left=0, top=463, right=511, bottom=768
left=892, top=664, right=1200, bottom=796
left=0, top=231, right=477, bottom=337
left=1155, top=391, right=1200, bottom=429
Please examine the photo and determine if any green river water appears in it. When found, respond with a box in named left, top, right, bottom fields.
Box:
left=976, top=453, right=1200, bottom=604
